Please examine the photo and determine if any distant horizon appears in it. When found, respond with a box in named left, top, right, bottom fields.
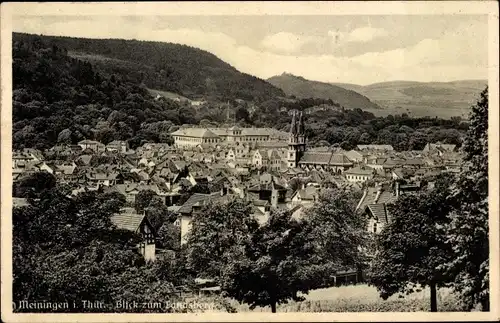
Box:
left=13, top=31, right=489, bottom=87
left=12, top=12, right=488, bottom=85
left=274, top=72, right=488, bottom=87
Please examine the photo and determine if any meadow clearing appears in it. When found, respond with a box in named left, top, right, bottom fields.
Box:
left=199, top=284, right=465, bottom=313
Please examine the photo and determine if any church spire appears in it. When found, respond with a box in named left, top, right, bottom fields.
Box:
left=289, top=110, right=297, bottom=135
left=297, top=111, right=304, bottom=135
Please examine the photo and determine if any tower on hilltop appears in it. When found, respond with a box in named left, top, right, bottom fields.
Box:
left=288, top=110, right=306, bottom=168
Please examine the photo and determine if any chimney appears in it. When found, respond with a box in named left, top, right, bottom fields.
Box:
left=395, top=181, right=400, bottom=197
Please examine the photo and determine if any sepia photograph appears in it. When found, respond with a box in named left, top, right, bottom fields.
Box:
left=1, top=1, right=499, bottom=322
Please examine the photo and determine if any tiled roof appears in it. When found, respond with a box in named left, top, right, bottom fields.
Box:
left=405, top=158, right=425, bottom=165
left=56, top=164, right=76, bottom=175
left=256, top=141, right=289, bottom=149
left=357, top=144, right=394, bottom=151
left=392, top=168, right=415, bottom=179
left=171, top=128, right=220, bottom=138
left=79, top=139, right=103, bottom=145
left=78, top=155, right=93, bottom=165
left=299, top=152, right=353, bottom=166
left=206, top=127, right=276, bottom=137
left=177, top=192, right=228, bottom=214
left=110, top=208, right=145, bottom=232
left=345, top=166, right=373, bottom=176
left=107, top=140, right=126, bottom=146
left=253, top=199, right=269, bottom=207
left=356, top=186, right=397, bottom=212
left=295, top=185, right=318, bottom=200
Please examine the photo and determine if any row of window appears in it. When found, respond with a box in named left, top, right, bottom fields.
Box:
left=173, top=136, right=221, bottom=143
left=230, top=136, right=269, bottom=142
left=346, top=175, right=369, bottom=180
left=174, top=136, right=270, bottom=143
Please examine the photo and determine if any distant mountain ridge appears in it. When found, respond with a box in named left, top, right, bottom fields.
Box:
left=267, top=73, right=381, bottom=111
left=331, top=79, right=487, bottom=118
left=13, top=32, right=285, bottom=102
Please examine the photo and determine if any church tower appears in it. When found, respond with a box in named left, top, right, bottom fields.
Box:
left=288, top=110, right=306, bottom=168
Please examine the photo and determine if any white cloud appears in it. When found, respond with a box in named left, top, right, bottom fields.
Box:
left=13, top=16, right=487, bottom=85
left=328, top=26, right=389, bottom=44
left=260, top=31, right=323, bottom=54
left=347, top=27, right=389, bottom=42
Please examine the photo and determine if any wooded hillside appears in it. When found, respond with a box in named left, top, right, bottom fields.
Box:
left=13, top=33, right=285, bottom=102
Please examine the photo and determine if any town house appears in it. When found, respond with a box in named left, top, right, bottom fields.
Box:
left=110, top=208, right=157, bottom=262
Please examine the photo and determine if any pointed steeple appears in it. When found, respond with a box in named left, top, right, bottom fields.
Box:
left=297, top=111, right=304, bottom=135
left=289, top=110, right=297, bottom=135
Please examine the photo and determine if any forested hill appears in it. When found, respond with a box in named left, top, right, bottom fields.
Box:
left=267, top=73, right=381, bottom=111
left=13, top=32, right=285, bottom=102
left=13, top=34, right=197, bottom=150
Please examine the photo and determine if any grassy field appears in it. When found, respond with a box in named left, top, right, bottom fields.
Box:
left=147, top=88, right=191, bottom=101
left=196, top=284, right=464, bottom=313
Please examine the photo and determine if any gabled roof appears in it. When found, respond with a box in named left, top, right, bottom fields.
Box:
left=177, top=192, right=228, bottom=214
left=345, top=166, right=373, bottom=176
left=404, top=158, right=425, bottom=166
left=392, top=168, right=415, bottom=179
left=292, top=185, right=319, bottom=201
left=299, top=152, right=353, bottom=166
left=110, top=208, right=146, bottom=232
left=107, top=140, right=126, bottom=146
left=56, top=164, right=76, bottom=175
left=247, top=180, right=286, bottom=192
left=357, top=144, right=394, bottom=151
left=77, top=155, right=93, bottom=165
left=171, top=128, right=220, bottom=138
left=79, top=139, right=103, bottom=145
left=356, top=186, right=397, bottom=212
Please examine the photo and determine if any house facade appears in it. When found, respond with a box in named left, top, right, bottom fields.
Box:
left=171, top=126, right=277, bottom=149
left=110, top=208, right=157, bottom=262
left=345, top=166, right=374, bottom=183
left=78, top=140, right=106, bottom=153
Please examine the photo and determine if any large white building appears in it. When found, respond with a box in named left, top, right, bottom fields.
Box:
left=171, top=126, right=283, bottom=148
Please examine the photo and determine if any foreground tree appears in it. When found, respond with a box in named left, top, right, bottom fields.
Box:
left=186, top=199, right=258, bottom=279
left=221, top=210, right=331, bottom=313
left=303, top=188, right=368, bottom=271
left=186, top=191, right=366, bottom=313
left=13, top=171, right=56, bottom=198
left=13, top=187, right=179, bottom=312
left=369, top=177, right=453, bottom=312
left=134, top=189, right=157, bottom=213
left=442, top=87, right=489, bottom=311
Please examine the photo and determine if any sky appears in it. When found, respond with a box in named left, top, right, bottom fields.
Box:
left=13, top=14, right=489, bottom=85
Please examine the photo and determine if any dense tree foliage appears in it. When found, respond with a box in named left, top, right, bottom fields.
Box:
left=221, top=209, right=332, bottom=313
left=13, top=36, right=189, bottom=150
left=13, top=187, right=184, bottom=313
left=186, top=199, right=259, bottom=279
left=441, top=87, right=489, bottom=311
left=13, top=33, right=285, bottom=102
left=369, top=176, right=454, bottom=311
left=13, top=171, right=57, bottom=198
left=134, top=190, right=157, bottom=213
left=186, top=191, right=369, bottom=312
left=303, top=189, right=368, bottom=274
